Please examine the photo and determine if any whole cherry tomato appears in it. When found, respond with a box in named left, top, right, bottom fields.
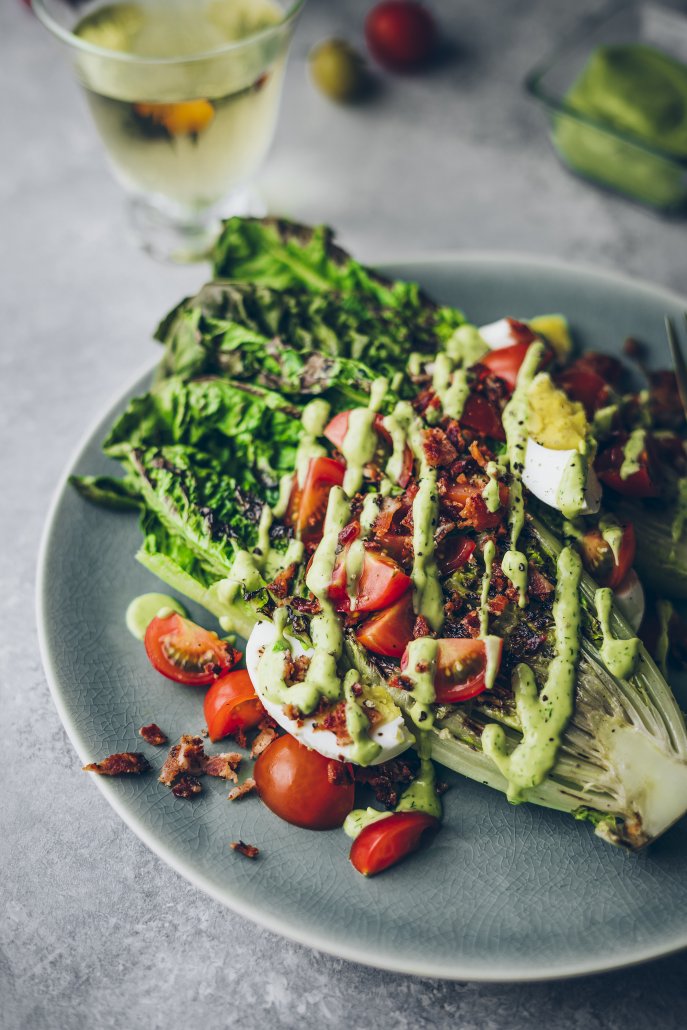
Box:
left=254, top=734, right=354, bottom=830
left=365, top=1, right=437, bottom=72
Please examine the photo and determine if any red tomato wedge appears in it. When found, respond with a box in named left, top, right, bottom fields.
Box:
left=204, top=669, right=266, bottom=742
left=288, top=456, right=345, bottom=547
left=355, top=591, right=416, bottom=658
left=478, top=341, right=535, bottom=392
left=144, top=612, right=241, bottom=686
left=329, top=540, right=412, bottom=613
left=349, top=811, right=440, bottom=876
left=402, top=637, right=501, bottom=703
left=444, top=481, right=508, bottom=531
left=254, top=734, right=354, bottom=830
left=578, top=523, right=636, bottom=590
left=460, top=393, right=506, bottom=441
left=323, top=410, right=413, bottom=487
left=595, top=439, right=661, bottom=498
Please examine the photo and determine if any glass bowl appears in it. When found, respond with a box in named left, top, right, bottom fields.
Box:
left=525, top=2, right=687, bottom=213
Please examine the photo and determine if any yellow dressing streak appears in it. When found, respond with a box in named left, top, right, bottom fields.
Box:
left=595, top=587, right=640, bottom=680
left=481, top=545, right=582, bottom=802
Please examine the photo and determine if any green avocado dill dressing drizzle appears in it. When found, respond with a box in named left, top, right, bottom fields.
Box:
left=671, top=478, right=687, bottom=546
left=599, top=515, right=623, bottom=562
left=594, top=587, right=640, bottom=679
left=620, top=428, right=646, bottom=480
left=555, top=450, right=590, bottom=520
left=344, top=732, right=441, bottom=838
left=482, top=545, right=582, bottom=802
left=125, top=593, right=186, bottom=640
left=479, top=539, right=496, bottom=636
left=401, top=637, right=438, bottom=728
left=431, top=352, right=469, bottom=420
left=340, top=377, right=388, bottom=496
left=481, top=461, right=503, bottom=513
left=500, top=341, right=544, bottom=606
left=294, top=397, right=331, bottom=488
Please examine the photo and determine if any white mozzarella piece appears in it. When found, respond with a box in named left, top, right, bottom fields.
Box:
left=613, top=570, right=645, bottom=632
left=245, top=621, right=413, bottom=766
left=478, top=318, right=520, bottom=350
left=522, top=437, right=601, bottom=515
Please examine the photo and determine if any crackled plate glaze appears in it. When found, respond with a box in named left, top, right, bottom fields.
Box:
left=38, top=256, right=687, bottom=981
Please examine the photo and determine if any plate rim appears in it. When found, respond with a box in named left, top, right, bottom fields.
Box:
left=36, top=251, right=687, bottom=983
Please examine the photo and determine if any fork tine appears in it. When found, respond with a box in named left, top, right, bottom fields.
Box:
left=665, top=315, right=687, bottom=420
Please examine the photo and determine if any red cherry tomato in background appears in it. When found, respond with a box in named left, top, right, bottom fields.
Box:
left=144, top=612, right=241, bottom=686
left=436, top=533, right=476, bottom=576
left=595, top=439, right=661, bottom=498
left=355, top=591, right=416, bottom=658
left=287, top=456, right=345, bottom=547
left=324, top=410, right=413, bottom=487
left=254, top=734, right=354, bottom=830
left=578, top=523, right=636, bottom=590
left=460, top=393, right=506, bottom=441
left=349, top=811, right=440, bottom=875
left=204, top=669, right=266, bottom=742
left=365, top=1, right=437, bottom=72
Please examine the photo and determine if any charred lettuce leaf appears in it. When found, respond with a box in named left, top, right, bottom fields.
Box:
left=103, top=376, right=303, bottom=500
left=69, top=473, right=142, bottom=511
left=153, top=280, right=460, bottom=401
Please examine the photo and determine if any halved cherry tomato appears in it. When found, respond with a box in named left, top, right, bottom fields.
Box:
left=595, top=439, right=661, bottom=498
left=287, top=456, right=345, bottom=547
left=578, top=523, right=636, bottom=590
left=436, top=533, right=476, bottom=575
left=203, top=669, right=266, bottom=742
left=477, top=341, right=537, bottom=392
left=444, top=480, right=509, bottom=531
left=460, top=393, right=505, bottom=441
left=144, top=612, right=241, bottom=686
left=355, top=591, right=416, bottom=658
left=557, top=367, right=611, bottom=417
left=349, top=811, right=440, bottom=876
left=329, top=541, right=412, bottom=613
left=254, top=734, right=354, bottom=830
left=324, top=410, right=413, bottom=487
left=402, top=637, right=501, bottom=703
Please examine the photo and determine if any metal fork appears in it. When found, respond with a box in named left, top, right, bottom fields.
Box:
left=664, top=315, right=687, bottom=419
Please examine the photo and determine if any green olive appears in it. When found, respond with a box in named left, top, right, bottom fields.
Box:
left=309, top=39, right=368, bottom=103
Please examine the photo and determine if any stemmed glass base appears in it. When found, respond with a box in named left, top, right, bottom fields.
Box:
left=126, top=188, right=267, bottom=264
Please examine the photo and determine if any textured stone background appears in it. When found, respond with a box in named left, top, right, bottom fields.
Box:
left=3, top=0, right=687, bottom=1026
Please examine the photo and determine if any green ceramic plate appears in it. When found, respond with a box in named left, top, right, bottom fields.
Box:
left=37, top=255, right=687, bottom=981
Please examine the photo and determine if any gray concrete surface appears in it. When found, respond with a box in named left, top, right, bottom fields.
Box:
left=2, top=0, right=687, bottom=1026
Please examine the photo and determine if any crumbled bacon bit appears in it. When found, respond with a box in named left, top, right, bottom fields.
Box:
left=413, top=615, right=432, bottom=639
left=469, top=440, right=491, bottom=468
left=422, top=428, right=458, bottom=468
left=488, top=594, right=510, bottom=615
left=371, top=495, right=403, bottom=538
left=159, top=735, right=207, bottom=786
left=354, top=755, right=419, bottom=809
left=204, top=752, right=242, bottom=782
left=230, top=840, right=259, bottom=859
left=83, top=752, right=150, bottom=776
left=284, top=653, right=310, bottom=685
left=250, top=724, right=278, bottom=759
left=339, top=520, right=361, bottom=546
left=172, top=774, right=202, bottom=799
left=315, top=699, right=353, bottom=743
left=138, top=723, right=167, bottom=746
left=528, top=565, right=554, bottom=600
left=327, top=761, right=353, bottom=786
left=267, top=562, right=298, bottom=599
left=290, top=596, right=321, bottom=615
left=227, top=778, right=256, bottom=801
left=283, top=703, right=303, bottom=723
